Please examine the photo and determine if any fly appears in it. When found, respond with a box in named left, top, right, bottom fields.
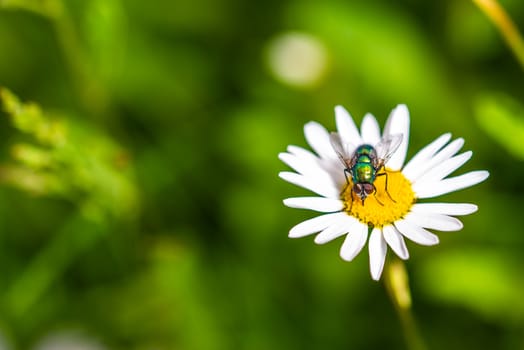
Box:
left=329, top=132, right=403, bottom=209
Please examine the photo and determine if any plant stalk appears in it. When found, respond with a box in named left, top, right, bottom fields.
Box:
left=384, top=259, right=428, bottom=350
left=473, top=0, right=524, bottom=69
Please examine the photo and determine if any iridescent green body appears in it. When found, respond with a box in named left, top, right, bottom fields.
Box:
left=355, top=144, right=375, bottom=157
left=351, top=145, right=378, bottom=185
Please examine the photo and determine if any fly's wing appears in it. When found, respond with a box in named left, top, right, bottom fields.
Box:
left=329, top=132, right=355, bottom=168
left=374, top=134, right=403, bottom=169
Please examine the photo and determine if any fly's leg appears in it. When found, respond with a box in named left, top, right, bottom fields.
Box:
left=345, top=168, right=353, bottom=211
left=376, top=171, right=396, bottom=203
left=341, top=184, right=354, bottom=212
left=340, top=168, right=353, bottom=212
left=372, top=184, right=384, bottom=206
left=344, top=168, right=351, bottom=184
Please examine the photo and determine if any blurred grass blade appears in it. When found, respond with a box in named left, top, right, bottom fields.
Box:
left=0, top=0, right=61, bottom=17
left=3, top=214, right=105, bottom=318
left=473, top=0, right=524, bottom=69
left=475, top=93, right=524, bottom=159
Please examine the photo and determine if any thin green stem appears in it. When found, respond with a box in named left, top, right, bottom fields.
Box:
left=49, top=0, right=109, bottom=116
left=384, top=259, right=428, bottom=350
left=473, top=0, right=524, bottom=70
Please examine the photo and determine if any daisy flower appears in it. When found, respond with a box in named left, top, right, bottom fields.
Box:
left=279, top=105, right=489, bottom=280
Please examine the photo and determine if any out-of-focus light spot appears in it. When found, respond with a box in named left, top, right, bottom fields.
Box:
left=266, top=32, right=329, bottom=88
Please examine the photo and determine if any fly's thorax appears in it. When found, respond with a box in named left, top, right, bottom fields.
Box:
left=354, top=144, right=376, bottom=158
left=357, top=154, right=372, bottom=164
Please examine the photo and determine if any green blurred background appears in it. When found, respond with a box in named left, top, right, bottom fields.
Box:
left=0, top=0, right=523, bottom=349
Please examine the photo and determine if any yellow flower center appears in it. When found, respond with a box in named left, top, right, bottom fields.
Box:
left=342, top=169, right=415, bottom=228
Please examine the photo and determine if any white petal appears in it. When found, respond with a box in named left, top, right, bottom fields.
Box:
left=414, top=170, right=489, bottom=199
left=411, top=203, right=478, bottom=216
left=279, top=152, right=323, bottom=177
left=360, top=113, right=381, bottom=145
left=287, top=145, right=318, bottom=159
left=289, top=212, right=344, bottom=238
left=320, top=161, right=347, bottom=189
left=394, top=219, right=440, bottom=246
left=287, top=145, right=318, bottom=162
left=415, top=151, right=472, bottom=183
left=339, top=222, right=368, bottom=261
left=405, top=212, right=463, bottom=232
left=283, top=197, right=343, bottom=212
left=383, top=225, right=409, bottom=260
left=315, top=215, right=359, bottom=244
left=279, top=151, right=334, bottom=182
left=335, top=105, right=363, bottom=145
left=304, top=122, right=337, bottom=160
left=402, top=133, right=452, bottom=180
left=287, top=145, right=344, bottom=181
left=383, top=104, right=410, bottom=170
left=406, top=138, right=464, bottom=182
left=369, top=228, right=387, bottom=281
left=279, top=172, right=339, bottom=198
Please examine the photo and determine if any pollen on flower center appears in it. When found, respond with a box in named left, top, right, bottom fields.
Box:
left=342, top=169, right=415, bottom=228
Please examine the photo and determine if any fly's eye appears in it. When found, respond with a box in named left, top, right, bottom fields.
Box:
left=364, top=184, right=374, bottom=195
left=353, top=183, right=363, bottom=194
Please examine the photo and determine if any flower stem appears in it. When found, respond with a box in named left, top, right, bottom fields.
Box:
left=473, top=0, right=524, bottom=70
left=384, top=259, right=428, bottom=350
